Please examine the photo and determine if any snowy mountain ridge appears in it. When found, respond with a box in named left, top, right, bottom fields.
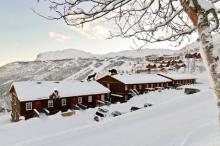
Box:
left=36, top=48, right=176, bottom=61
left=36, top=49, right=94, bottom=61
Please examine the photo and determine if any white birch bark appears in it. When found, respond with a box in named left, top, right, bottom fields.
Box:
left=197, top=11, right=220, bottom=142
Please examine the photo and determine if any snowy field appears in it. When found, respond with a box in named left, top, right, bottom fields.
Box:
left=0, top=73, right=219, bottom=146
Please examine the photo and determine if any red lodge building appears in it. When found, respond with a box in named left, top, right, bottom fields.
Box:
left=10, top=81, right=110, bottom=121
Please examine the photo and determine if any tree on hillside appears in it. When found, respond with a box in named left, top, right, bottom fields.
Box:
left=39, top=0, right=220, bottom=127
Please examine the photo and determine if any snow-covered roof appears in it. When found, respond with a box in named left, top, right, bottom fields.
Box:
left=112, top=74, right=171, bottom=84
left=11, top=81, right=110, bottom=101
left=159, top=73, right=196, bottom=80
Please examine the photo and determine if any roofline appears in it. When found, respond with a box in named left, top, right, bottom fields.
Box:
left=98, top=75, right=126, bottom=85
left=9, top=84, right=14, bottom=92
left=18, top=91, right=110, bottom=102
left=124, top=81, right=172, bottom=85
left=104, top=74, right=172, bottom=85
left=157, top=73, right=196, bottom=80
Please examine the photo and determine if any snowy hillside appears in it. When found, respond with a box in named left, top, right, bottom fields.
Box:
left=0, top=73, right=219, bottom=146
left=0, top=57, right=131, bottom=109
left=36, top=48, right=176, bottom=61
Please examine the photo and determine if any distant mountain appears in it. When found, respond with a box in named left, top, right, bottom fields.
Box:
left=36, top=49, right=94, bottom=61
left=103, top=48, right=176, bottom=58
left=36, top=48, right=176, bottom=61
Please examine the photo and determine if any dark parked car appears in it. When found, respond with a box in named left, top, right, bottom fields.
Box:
left=130, top=106, right=141, bottom=112
left=111, top=111, right=122, bottom=117
left=144, top=103, right=153, bottom=107
left=94, top=108, right=110, bottom=122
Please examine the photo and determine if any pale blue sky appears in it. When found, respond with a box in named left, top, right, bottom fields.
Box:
left=0, top=0, right=186, bottom=66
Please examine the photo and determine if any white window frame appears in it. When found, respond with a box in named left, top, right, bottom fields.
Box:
left=78, top=97, right=82, bottom=104
left=125, top=85, right=128, bottom=91
left=101, top=95, right=105, bottom=101
left=61, top=98, right=66, bottom=106
left=48, top=100, right=53, bottom=108
left=26, top=102, right=32, bottom=111
left=88, top=96, right=93, bottom=102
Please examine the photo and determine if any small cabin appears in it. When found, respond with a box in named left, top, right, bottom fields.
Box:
left=97, top=74, right=172, bottom=103
left=158, top=73, right=196, bottom=87
left=9, top=81, right=110, bottom=121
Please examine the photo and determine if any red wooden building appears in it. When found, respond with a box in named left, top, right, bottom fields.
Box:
left=10, top=81, right=110, bottom=121
left=158, top=73, right=196, bottom=86
left=97, top=74, right=172, bottom=103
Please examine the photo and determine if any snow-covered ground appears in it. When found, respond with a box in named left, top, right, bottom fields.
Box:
left=0, top=73, right=219, bottom=146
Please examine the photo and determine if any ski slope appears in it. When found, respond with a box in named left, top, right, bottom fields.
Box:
left=0, top=76, right=219, bottom=146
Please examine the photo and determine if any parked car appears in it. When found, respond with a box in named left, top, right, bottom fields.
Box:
left=144, top=103, right=153, bottom=107
left=130, top=106, right=141, bottom=112
left=94, top=108, right=110, bottom=121
left=111, top=111, right=122, bottom=117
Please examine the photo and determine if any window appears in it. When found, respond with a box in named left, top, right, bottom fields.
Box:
left=26, top=102, right=32, bottom=111
left=101, top=95, right=105, bottom=101
left=151, top=84, right=154, bottom=88
left=78, top=97, right=82, bottom=104
left=125, top=85, right=128, bottom=91
left=139, top=84, right=142, bottom=89
left=48, top=100, right=53, bottom=108
left=133, top=85, right=136, bottom=89
left=61, top=98, right=66, bottom=106
left=145, top=84, right=148, bottom=88
left=88, top=96, right=92, bottom=102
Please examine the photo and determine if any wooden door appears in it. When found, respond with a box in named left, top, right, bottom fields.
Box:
left=33, top=101, right=42, bottom=112
left=71, top=97, right=78, bottom=105
left=96, top=95, right=101, bottom=101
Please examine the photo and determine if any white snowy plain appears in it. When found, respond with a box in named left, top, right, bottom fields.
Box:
left=0, top=73, right=219, bottom=146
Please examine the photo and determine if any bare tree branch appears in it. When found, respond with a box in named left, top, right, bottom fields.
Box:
left=36, top=0, right=220, bottom=45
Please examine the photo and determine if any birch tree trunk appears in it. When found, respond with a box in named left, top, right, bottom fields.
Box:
left=197, top=10, right=220, bottom=123
left=181, top=0, right=220, bottom=140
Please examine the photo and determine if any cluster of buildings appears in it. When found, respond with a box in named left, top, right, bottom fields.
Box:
left=145, top=54, right=180, bottom=62
left=10, top=73, right=196, bottom=121
left=185, top=53, right=201, bottom=59
left=134, top=54, right=186, bottom=73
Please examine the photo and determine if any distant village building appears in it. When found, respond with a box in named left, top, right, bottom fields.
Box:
left=158, top=73, right=196, bottom=86
left=162, top=54, right=180, bottom=61
left=97, top=74, right=172, bottom=103
left=185, top=52, right=201, bottom=59
left=145, top=55, right=163, bottom=62
left=10, top=81, right=110, bottom=121
left=145, top=54, right=180, bottom=62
